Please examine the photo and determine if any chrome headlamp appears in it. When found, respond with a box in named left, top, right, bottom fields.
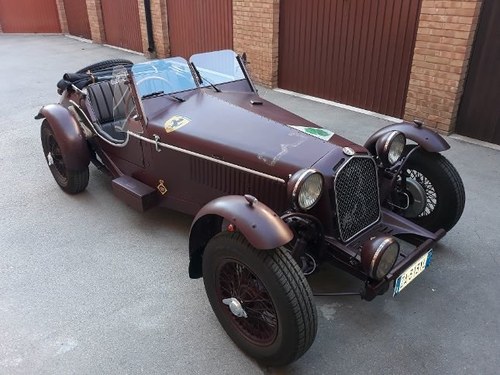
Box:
left=361, top=236, right=400, bottom=280
left=289, top=169, right=323, bottom=211
left=375, top=131, right=406, bottom=167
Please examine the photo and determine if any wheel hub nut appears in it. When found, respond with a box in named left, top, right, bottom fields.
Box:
left=47, top=152, right=54, bottom=166
left=222, top=298, right=248, bottom=318
left=405, top=178, right=427, bottom=217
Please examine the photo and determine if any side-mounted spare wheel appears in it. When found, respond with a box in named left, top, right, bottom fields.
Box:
left=203, top=231, right=317, bottom=366
left=41, top=121, right=89, bottom=194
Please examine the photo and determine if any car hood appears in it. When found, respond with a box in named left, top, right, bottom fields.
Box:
left=145, top=90, right=366, bottom=178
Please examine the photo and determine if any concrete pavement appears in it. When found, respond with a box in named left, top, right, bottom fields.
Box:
left=0, top=35, right=498, bottom=375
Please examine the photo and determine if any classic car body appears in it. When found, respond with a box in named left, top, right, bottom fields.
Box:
left=37, top=50, right=465, bottom=366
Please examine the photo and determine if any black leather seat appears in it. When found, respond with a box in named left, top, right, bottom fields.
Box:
left=86, top=80, right=130, bottom=142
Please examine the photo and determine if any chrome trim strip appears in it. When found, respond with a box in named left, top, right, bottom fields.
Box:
left=291, top=169, right=322, bottom=210
left=292, top=169, right=316, bottom=200
left=334, top=155, right=381, bottom=242
left=383, top=131, right=398, bottom=154
left=370, top=237, right=393, bottom=278
left=127, top=131, right=286, bottom=184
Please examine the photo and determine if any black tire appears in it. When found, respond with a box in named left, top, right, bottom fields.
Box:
left=41, top=122, right=89, bottom=194
left=400, top=146, right=465, bottom=232
left=76, top=59, right=133, bottom=74
left=203, top=231, right=317, bottom=366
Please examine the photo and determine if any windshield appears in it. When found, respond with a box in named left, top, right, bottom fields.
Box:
left=190, top=50, right=245, bottom=87
left=131, top=57, right=197, bottom=98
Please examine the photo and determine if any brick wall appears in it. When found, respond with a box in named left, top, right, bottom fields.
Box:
left=404, top=0, right=482, bottom=133
left=151, top=0, right=170, bottom=57
left=138, top=0, right=170, bottom=57
left=0, top=0, right=484, bottom=137
left=86, top=0, right=105, bottom=44
left=137, top=0, right=150, bottom=56
left=233, top=0, right=280, bottom=87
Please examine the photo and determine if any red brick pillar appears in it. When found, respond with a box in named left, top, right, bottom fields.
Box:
left=137, top=0, right=150, bottom=56
left=86, top=0, right=106, bottom=44
left=55, top=0, right=69, bottom=34
left=404, top=0, right=483, bottom=133
left=233, top=0, right=280, bottom=87
left=138, top=0, right=170, bottom=58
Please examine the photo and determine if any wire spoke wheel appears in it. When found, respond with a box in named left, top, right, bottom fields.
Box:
left=217, top=260, right=278, bottom=345
left=203, top=231, right=317, bottom=366
left=406, top=169, right=437, bottom=217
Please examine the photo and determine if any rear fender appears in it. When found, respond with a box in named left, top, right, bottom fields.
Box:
left=37, top=104, right=90, bottom=170
left=364, top=122, right=450, bottom=154
left=188, top=195, right=293, bottom=278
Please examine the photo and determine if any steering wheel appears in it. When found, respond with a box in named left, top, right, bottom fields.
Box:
left=136, top=76, right=175, bottom=95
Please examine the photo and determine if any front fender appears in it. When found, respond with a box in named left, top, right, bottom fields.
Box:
left=37, top=104, right=90, bottom=170
left=364, top=122, right=450, bottom=154
left=188, top=195, right=293, bottom=278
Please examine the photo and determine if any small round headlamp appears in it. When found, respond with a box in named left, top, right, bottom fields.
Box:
left=361, top=236, right=400, bottom=280
left=375, top=131, right=406, bottom=167
left=289, top=169, right=323, bottom=211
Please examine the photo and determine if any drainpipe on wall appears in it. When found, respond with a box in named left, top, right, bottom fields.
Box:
left=144, top=0, right=156, bottom=56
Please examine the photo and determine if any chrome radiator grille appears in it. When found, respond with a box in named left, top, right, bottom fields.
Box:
left=333, top=156, right=380, bottom=242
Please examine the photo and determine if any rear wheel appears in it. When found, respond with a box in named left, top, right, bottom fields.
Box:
left=41, top=122, right=89, bottom=194
left=399, top=146, right=465, bottom=232
left=202, top=231, right=317, bottom=366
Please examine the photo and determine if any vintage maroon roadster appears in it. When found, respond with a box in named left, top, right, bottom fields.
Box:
left=36, top=50, right=465, bottom=366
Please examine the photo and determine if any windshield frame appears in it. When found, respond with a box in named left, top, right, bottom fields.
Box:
left=129, top=50, right=255, bottom=103
left=131, top=56, right=198, bottom=100
left=189, top=49, right=255, bottom=92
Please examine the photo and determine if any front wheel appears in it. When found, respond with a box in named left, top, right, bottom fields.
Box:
left=202, top=232, right=317, bottom=366
left=398, top=146, right=465, bottom=232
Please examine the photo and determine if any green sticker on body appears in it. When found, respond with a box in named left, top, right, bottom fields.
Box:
left=289, top=126, right=334, bottom=141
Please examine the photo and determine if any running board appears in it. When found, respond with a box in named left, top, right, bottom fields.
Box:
left=112, top=176, right=158, bottom=212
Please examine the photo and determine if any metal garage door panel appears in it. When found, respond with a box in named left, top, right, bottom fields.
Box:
left=167, top=0, right=232, bottom=59
left=101, top=0, right=143, bottom=52
left=456, top=0, right=500, bottom=145
left=279, top=0, right=421, bottom=118
left=0, top=0, right=60, bottom=33
left=63, top=0, right=91, bottom=39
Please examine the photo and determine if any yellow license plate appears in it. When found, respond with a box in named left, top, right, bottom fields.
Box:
left=393, top=250, right=432, bottom=296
